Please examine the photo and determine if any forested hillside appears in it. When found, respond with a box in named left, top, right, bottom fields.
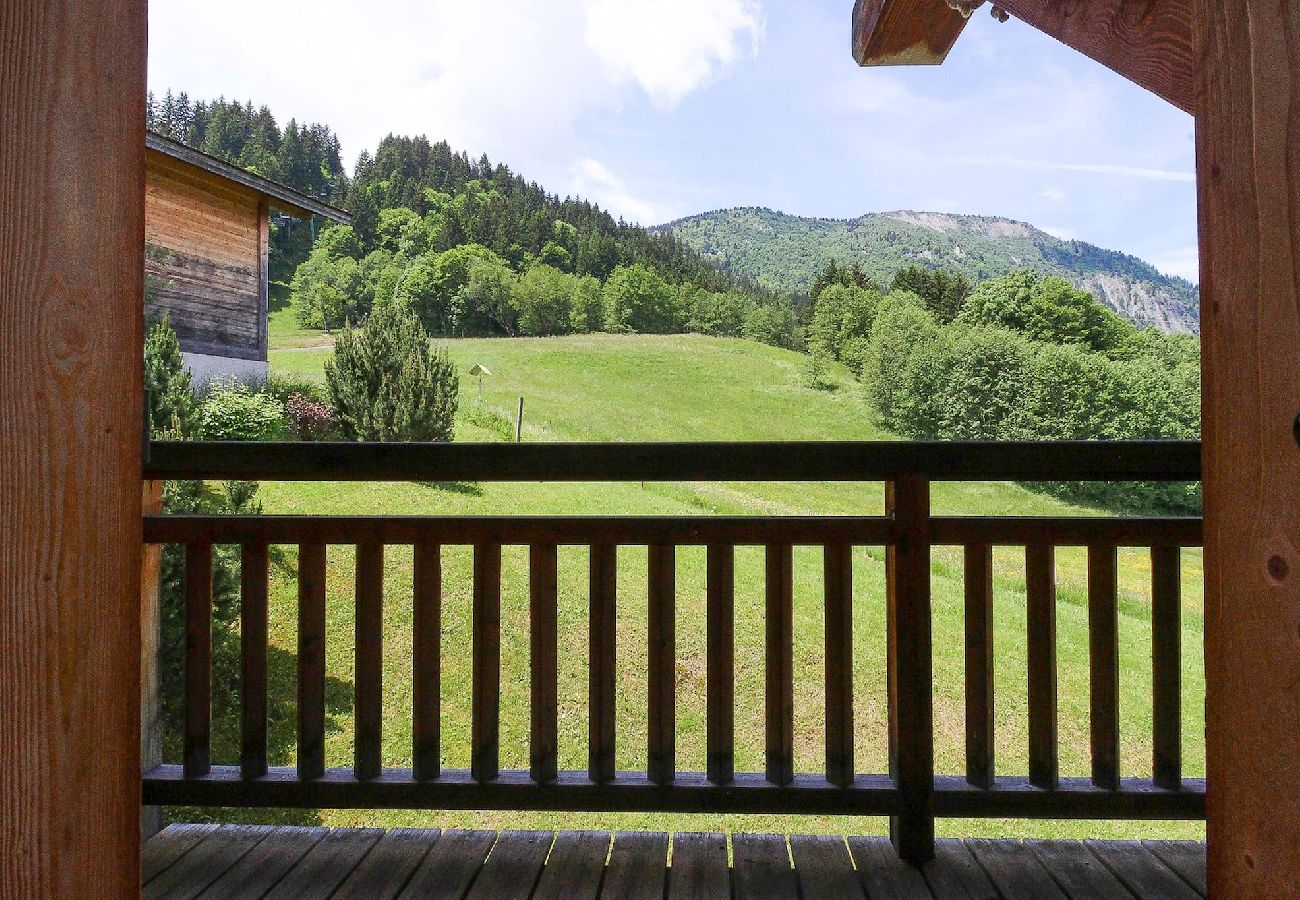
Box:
left=664, top=207, right=1200, bottom=334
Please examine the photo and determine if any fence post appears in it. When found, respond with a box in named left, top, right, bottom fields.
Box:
left=886, top=473, right=934, bottom=863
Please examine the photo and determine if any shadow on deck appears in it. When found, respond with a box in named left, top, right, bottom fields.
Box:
left=142, top=824, right=1206, bottom=898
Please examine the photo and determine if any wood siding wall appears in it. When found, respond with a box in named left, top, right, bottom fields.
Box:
left=144, top=151, right=265, bottom=361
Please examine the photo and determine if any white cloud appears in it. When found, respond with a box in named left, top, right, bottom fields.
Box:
left=1041, top=225, right=1078, bottom=241
left=1150, top=246, right=1201, bottom=282
left=948, top=156, right=1195, bottom=182
left=584, top=0, right=765, bottom=110
left=569, top=158, right=667, bottom=225
left=1038, top=187, right=1067, bottom=206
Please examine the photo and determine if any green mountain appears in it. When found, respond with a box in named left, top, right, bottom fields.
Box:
left=662, top=207, right=1200, bottom=334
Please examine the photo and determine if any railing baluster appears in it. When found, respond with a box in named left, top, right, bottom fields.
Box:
left=354, top=542, right=384, bottom=780
left=964, top=543, right=994, bottom=789
left=413, top=542, right=441, bottom=781
left=887, top=475, right=934, bottom=863
left=1152, top=545, right=1182, bottom=789
left=184, top=542, right=212, bottom=777
left=647, top=544, right=676, bottom=786
left=1088, top=544, right=1120, bottom=790
left=472, top=543, right=502, bottom=783
left=707, top=543, right=735, bottom=785
left=765, top=543, right=794, bottom=787
left=589, top=543, right=617, bottom=783
left=240, top=542, right=269, bottom=779
left=297, top=542, right=327, bottom=780
left=530, top=544, right=559, bottom=785
left=1026, top=542, right=1058, bottom=790
left=825, top=543, right=854, bottom=787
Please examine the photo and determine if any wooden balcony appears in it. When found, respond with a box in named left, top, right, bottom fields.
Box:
left=141, top=440, right=1205, bottom=896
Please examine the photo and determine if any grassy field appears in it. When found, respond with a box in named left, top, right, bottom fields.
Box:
left=177, top=312, right=1205, bottom=841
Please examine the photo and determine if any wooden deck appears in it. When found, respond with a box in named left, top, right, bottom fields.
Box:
left=142, top=824, right=1206, bottom=899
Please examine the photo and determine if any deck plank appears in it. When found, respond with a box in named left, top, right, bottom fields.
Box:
left=144, top=825, right=273, bottom=900
left=848, top=836, right=931, bottom=899
left=534, top=830, right=611, bottom=900
left=403, top=829, right=498, bottom=900
left=1086, top=840, right=1201, bottom=900
left=196, top=825, right=327, bottom=899
left=263, top=828, right=384, bottom=900
left=1027, top=840, right=1135, bottom=899
left=143, top=824, right=219, bottom=886
left=1142, top=841, right=1207, bottom=896
left=965, top=838, right=1067, bottom=899
left=732, top=833, right=797, bottom=900
left=668, top=832, right=729, bottom=899
left=794, top=834, right=865, bottom=899
left=466, top=830, right=554, bottom=900
left=332, top=827, right=439, bottom=899
left=602, top=831, right=669, bottom=900
left=919, top=839, right=996, bottom=900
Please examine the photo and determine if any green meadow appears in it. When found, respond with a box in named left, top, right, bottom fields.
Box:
left=175, top=313, right=1204, bottom=841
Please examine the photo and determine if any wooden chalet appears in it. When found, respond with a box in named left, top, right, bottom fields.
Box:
left=2, top=0, right=1298, bottom=896
left=145, top=131, right=350, bottom=383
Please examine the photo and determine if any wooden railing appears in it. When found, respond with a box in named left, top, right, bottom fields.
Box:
left=140, top=440, right=1204, bottom=863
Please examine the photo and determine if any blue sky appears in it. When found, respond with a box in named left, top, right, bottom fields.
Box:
left=149, top=0, right=1198, bottom=280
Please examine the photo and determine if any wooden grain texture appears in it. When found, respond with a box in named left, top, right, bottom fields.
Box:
left=184, top=543, right=213, bottom=777
left=848, top=835, right=929, bottom=899
left=143, top=824, right=271, bottom=900
left=1027, top=839, right=1134, bottom=900
left=142, top=824, right=219, bottom=886
left=530, top=544, right=559, bottom=785
left=1087, top=544, right=1120, bottom=790
left=923, top=838, right=997, bottom=899
left=602, top=831, right=668, bottom=900
left=533, top=830, right=610, bottom=900
left=466, top=830, right=553, bottom=900
left=706, top=544, right=735, bottom=785
left=403, top=829, right=497, bottom=900
left=668, top=832, right=729, bottom=900
left=1151, top=545, right=1182, bottom=789
left=886, top=475, right=934, bottom=862
left=647, top=544, right=676, bottom=786
left=589, top=543, right=617, bottom=784
left=964, top=839, right=1066, bottom=899
left=765, top=544, right=794, bottom=786
left=1087, top=839, right=1200, bottom=900
left=1142, top=840, right=1207, bottom=896
left=852, top=0, right=969, bottom=67
left=473, top=543, right=503, bottom=782
left=963, top=544, right=994, bottom=789
left=141, top=481, right=166, bottom=838
left=413, top=543, right=441, bottom=781
left=792, top=834, right=862, bottom=899
left=732, top=833, right=797, bottom=900
left=824, top=544, right=854, bottom=788
left=239, top=542, right=269, bottom=779
left=195, top=825, right=327, bottom=899
left=1026, top=543, right=1058, bottom=790
left=297, top=543, right=327, bottom=780
left=354, top=542, right=384, bottom=780
left=1196, top=1, right=1300, bottom=892
left=263, top=828, right=383, bottom=900
left=332, top=827, right=438, bottom=899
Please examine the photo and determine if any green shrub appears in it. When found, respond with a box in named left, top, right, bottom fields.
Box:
left=144, top=315, right=200, bottom=439
left=263, top=370, right=329, bottom=406
left=326, top=301, right=459, bottom=441
left=199, top=381, right=288, bottom=440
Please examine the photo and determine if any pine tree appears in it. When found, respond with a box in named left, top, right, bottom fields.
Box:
left=144, top=315, right=200, bottom=438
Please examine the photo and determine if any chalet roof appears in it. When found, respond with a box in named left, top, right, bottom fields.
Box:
left=146, top=130, right=352, bottom=224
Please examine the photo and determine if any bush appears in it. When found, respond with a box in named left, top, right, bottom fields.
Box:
left=284, top=393, right=336, bottom=441
left=326, top=301, right=459, bottom=441
left=263, top=370, right=329, bottom=407
left=199, top=381, right=288, bottom=440
left=144, top=315, right=200, bottom=438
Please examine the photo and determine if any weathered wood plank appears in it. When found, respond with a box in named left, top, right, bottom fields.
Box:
left=852, top=0, right=968, bottom=68
left=1087, top=840, right=1200, bottom=900
left=297, top=542, right=327, bottom=780
left=589, top=543, right=617, bottom=784
left=402, top=829, right=497, bottom=900
left=184, top=543, right=213, bottom=777
left=1087, top=545, right=1120, bottom=790
left=602, top=831, right=669, bottom=900
left=332, top=827, right=439, bottom=899
left=263, top=828, right=383, bottom=900
left=648, top=544, right=676, bottom=786
left=964, top=543, right=994, bottom=789
left=1142, top=840, right=1207, bottom=896
left=144, top=825, right=272, bottom=900
left=1151, top=545, right=1182, bottom=789
left=354, top=542, right=384, bottom=781
left=848, top=835, right=928, bottom=899
left=531, top=544, right=559, bottom=785
left=824, top=544, right=854, bottom=788
left=1196, top=3, right=1300, bottom=892
left=794, top=834, right=864, bottom=899
left=706, top=544, right=735, bottom=785
left=1027, top=840, right=1134, bottom=900
left=465, top=830, right=553, bottom=900
left=922, top=838, right=996, bottom=899
left=1026, top=543, right=1058, bottom=789
left=413, top=542, right=441, bottom=781
left=142, top=825, right=219, bottom=886
left=239, top=542, right=269, bottom=778
left=669, top=832, right=729, bottom=899
left=533, top=830, right=611, bottom=900
left=733, top=833, right=796, bottom=900
left=964, top=839, right=1066, bottom=899
left=765, top=544, right=794, bottom=786
left=472, top=543, right=502, bottom=782
left=195, top=825, right=327, bottom=899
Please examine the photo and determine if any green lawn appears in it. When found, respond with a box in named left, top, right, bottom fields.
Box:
left=174, top=329, right=1204, bottom=841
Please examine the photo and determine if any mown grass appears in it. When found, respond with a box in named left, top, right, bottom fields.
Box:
left=171, top=330, right=1204, bottom=841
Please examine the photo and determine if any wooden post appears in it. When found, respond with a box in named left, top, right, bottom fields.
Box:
left=0, top=0, right=147, bottom=894
left=1196, top=1, right=1300, bottom=891
left=141, top=480, right=165, bottom=839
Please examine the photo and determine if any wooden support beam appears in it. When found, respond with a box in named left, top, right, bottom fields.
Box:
left=1196, top=1, right=1300, bottom=891
left=852, top=0, right=1196, bottom=115
left=0, top=0, right=147, bottom=893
